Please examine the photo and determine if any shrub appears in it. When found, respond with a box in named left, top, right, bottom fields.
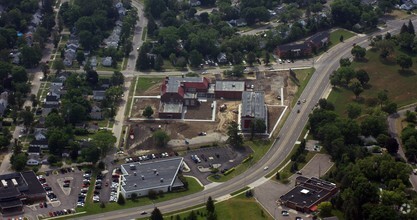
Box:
left=224, top=168, right=235, bottom=175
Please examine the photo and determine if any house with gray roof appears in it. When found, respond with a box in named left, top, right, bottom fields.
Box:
left=102, top=57, right=113, bottom=67
left=240, top=91, right=267, bottom=132
left=93, top=90, right=106, bottom=101
left=120, top=157, right=184, bottom=198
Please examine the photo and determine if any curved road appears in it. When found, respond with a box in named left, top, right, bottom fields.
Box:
left=73, top=17, right=417, bottom=220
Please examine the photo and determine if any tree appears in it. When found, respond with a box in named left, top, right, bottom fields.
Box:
left=340, top=35, right=344, bottom=42
left=91, top=130, right=117, bottom=158
left=226, top=121, right=243, bottom=148
left=246, top=52, right=256, bottom=67
left=263, top=52, right=270, bottom=65
left=11, top=153, right=27, bottom=171
left=351, top=45, right=366, bottom=60
left=117, top=193, right=125, bottom=205
left=86, top=70, right=99, bottom=85
left=382, top=102, right=397, bottom=114
left=111, top=71, right=124, bottom=86
left=206, top=212, right=218, bottom=220
left=150, top=207, right=163, bottom=220
left=405, top=110, right=417, bottom=123
left=206, top=196, right=215, bottom=213
left=143, top=106, right=154, bottom=118
left=377, top=91, right=388, bottom=107
left=12, top=66, right=28, bottom=82
left=53, top=59, right=65, bottom=73
left=20, top=45, right=42, bottom=68
left=189, top=50, right=203, bottom=67
left=375, top=39, right=394, bottom=59
left=40, top=62, right=50, bottom=79
left=80, top=146, right=101, bottom=164
left=385, top=137, right=399, bottom=155
left=19, top=109, right=34, bottom=128
left=131, top=193, right=138, bottom=201
left=396, top=54, right=413, bottom=70
left=153, top=130, right=170, bottom=147
left=349, top=80, right=364, bottom=99
left=409, top=19, right=415, bottom=35
left=355, top=69, right=370, bottom=86
left=154, top=55, right=164, bottom=71
left=76, top=51, right=85, bottom=64
left=45, top=112, right=65, bottom=128
left=339, top=58, right=351, bottom=67
left=346, top=103, right=362, bottom=119
left=318, top=201, right=332, bottom=218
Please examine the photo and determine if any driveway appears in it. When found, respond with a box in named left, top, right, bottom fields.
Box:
left=254, top=154, right=334, bottom=220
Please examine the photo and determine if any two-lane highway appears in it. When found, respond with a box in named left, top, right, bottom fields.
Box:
left=73, top=17, right=417, bottom=220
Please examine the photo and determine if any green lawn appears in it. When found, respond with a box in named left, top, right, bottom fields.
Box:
left=124, top=77, right=136, bottom=117
left=208, top=139, right=271, bottom=182
left=74, top=177, right=203, bottom=217
left=328, top=48, right=417, bottom=117
left=163, top=194, right=273, bottom=220
left=281, top=151, right=316, bottom=174
left=135, top=76, right=165, bottom=96
left=329, top=29, right=356, bottom=48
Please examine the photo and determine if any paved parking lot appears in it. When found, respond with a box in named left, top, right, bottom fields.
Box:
left=183, top=146, right=251, bottom=185
left=254, top=154, right=334, bottom=220
left=23, top=168, right=84, bottom=219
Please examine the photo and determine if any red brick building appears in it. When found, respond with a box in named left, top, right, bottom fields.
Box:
left=275, top=31, right=330, bottom=59
left=214, top=81, right=246, bottom=99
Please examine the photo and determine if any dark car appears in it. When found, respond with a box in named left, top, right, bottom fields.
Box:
left=64, top=180, right=71, bottom=183
left=95, top=185, right=102, bottom=190
left=44, top=186, right=52, bottom=191
left=44, top=202, right=48, bottom=208
left=63, top=183, right=70, bottom=187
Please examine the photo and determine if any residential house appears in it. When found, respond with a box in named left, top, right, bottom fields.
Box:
left=217, top=53, right=228, bottom=64
left=236, top=18, right=247, bottom=27
left=61, top=149, right=71, bottom=158
left=99, top=78, right=111, bottom=89
left=102, top=57, right=113, bottom=67
left=90, top=105, right=104, bottom=120
left=240, top=91, right=267, bottom=132
left=93, top=90, right=106, bottom=101
left=44, top=95, right=59, bottom=105
left=189, top=0, right=201, bottom=7
left=27, top=146, right=41, bottom=156
left=34, top=130, right=46, bottom=141
left=42, top=103, right=60, bottom=116
left=0, top=91, right=8, bottom=116
left=89, top=56, right=98, bottom=68
left=63, top=58, right=73, bottom=67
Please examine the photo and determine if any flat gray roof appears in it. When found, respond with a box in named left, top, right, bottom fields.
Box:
left=241, top=91, right=266, bottom=119
left=121, top=157, right=183, bottom=192
left=215, top=81, right=245, bottom=92
left=160, top=102, right=183, bottom=113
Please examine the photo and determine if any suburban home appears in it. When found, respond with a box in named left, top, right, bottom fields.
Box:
left=236, top=18, right=247, bottom=27
left=42, top=103, right=60, bottom=116
left=29, top=139, right=48, bottom=149
left=217, top=53, right=228, bottom=64
left=44, top=95, right=59, bottom=105
left=279, top=176, right=339, bottom=213
left=0, top=171, right=46, bottom=215
left=93, top=90, right=106, bottom=101
left=0, top=91, right=8, bottom=116
left=61, top=149, right=71, bottom=158
left=215, top=81, right=245, bottom=99
left=120, top=157, right=185, bottom=198
left=189, top=0, right=201, bottom=7
left=63, top=58, right=73, bottom=67
left=89, top=56, right=98, bottom=67
left=90, top=105, right=104, bottom=120
left=102, top=57, right=113, bottom=67
left=99, top=78, right=111, bottom=89
left=34, top=130, right=46, bottom=141
left=27, top=146, right=41, bottom=156
left=240, top=91, right=267, bottom=132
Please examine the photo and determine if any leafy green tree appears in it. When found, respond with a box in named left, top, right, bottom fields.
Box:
left=12, top=66, right=28, bottom=82
left=318, top=201, right=332, bottom=218
left=206, top=196, right=215, bottom=213
left=346, top=103, right=362, bottom=119
left=246, top=52, right=256, bottom=67
left=143, top=106, right=154, bottom=118
left=408, top=19, right=415, bottom=35
left=86, top=70, right=99, bottom=85
left=374, top=39, right=394, bottom=59
left=53, top=59, right=65, bottom=73
left=377, top=91, right=388, bottom=107
left=349, top=80, right=364, bottom=99
left=153, top=130, right=170, bottom=147
left=368, top=205, right=399, bottom=220
left=154, top=55, right=164, bottom=71
left=264, top=52, right=270, bottom=65
left=110, top=71, right=124, bottom=86
left=385, top=137, right=399, bottom=155
left=188, top=210, right=197, bottom=220
left=80, top=146, right=101, bottom=164
left=20, top=45, right=42, bottom=68
left=396, top=54, right=413, bottom=70
left=339, top=58, right=351, bottom=67
left=405, top=110, right=417, bottom=123
left=355, top=69, right=370, bottom=86
left=150, top=207, right=163, bottom=220
left=226, top=121, right=243, bottom=148
left=11, top=153, right=27, bottom=171
left=19, top=109, right=34, bottom=128
left=351, top=45, right=366, bottom=60
left=189, top=50, right=203, bottom=67
left=382, top=102, right=397, bottom=114
left=91, top=130, right=116, bottom=158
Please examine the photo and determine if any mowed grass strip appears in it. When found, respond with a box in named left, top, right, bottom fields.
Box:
left=328, top=48, right=417, bottom=116
left=162, top=194, right=273, bottom=220
left=329, top=29, right=356, bottom=47
left=135, top=77, right=164, bottom=96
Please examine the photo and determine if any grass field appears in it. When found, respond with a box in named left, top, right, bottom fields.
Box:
left=208, top=139, right=272, bottom=182
left=124, top=77, right=136, bottom=117
left=329, top=29, right=356, bottom=48
left=328, top=48, right=417, bottom=116
left=163, top=194, right=273, bottom=220
left=135, top=76, right=165, bottom=96
left=74, top=177, right=203, bottom=217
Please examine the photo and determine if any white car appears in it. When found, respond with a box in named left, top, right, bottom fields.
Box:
left=77, top=202, right=85, bottom=207
left=264, top=166, right=269, bottom=170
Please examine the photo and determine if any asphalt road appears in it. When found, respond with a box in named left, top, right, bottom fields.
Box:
left=72, top=16, right=417, bottom=220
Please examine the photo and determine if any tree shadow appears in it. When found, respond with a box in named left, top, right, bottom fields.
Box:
left=398, top=69, right=416, bottom=77
left=363, top=84, right=372, bottom=90
left=379, top=57, right=396, bottom=66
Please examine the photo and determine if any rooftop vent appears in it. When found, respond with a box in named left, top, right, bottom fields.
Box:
left=133, top=172, right=137, bottom=176
left=141, top=175, right=145, bottom=180
left=134, top=184, right=137, bottom=187
left=300, top=189, right=310, bottom=194
left=160, top=178, right=164, bottom=183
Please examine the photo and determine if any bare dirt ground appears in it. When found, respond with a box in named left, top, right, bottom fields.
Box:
left=184, top=101, right=213, bottom=120
left=255, top=70, right=297, bottom=105
left=215, top=100, right=239, bottom=133
left=267, top=106, right=285, bottom=133
left=131, top=98, right=160, bottom=118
